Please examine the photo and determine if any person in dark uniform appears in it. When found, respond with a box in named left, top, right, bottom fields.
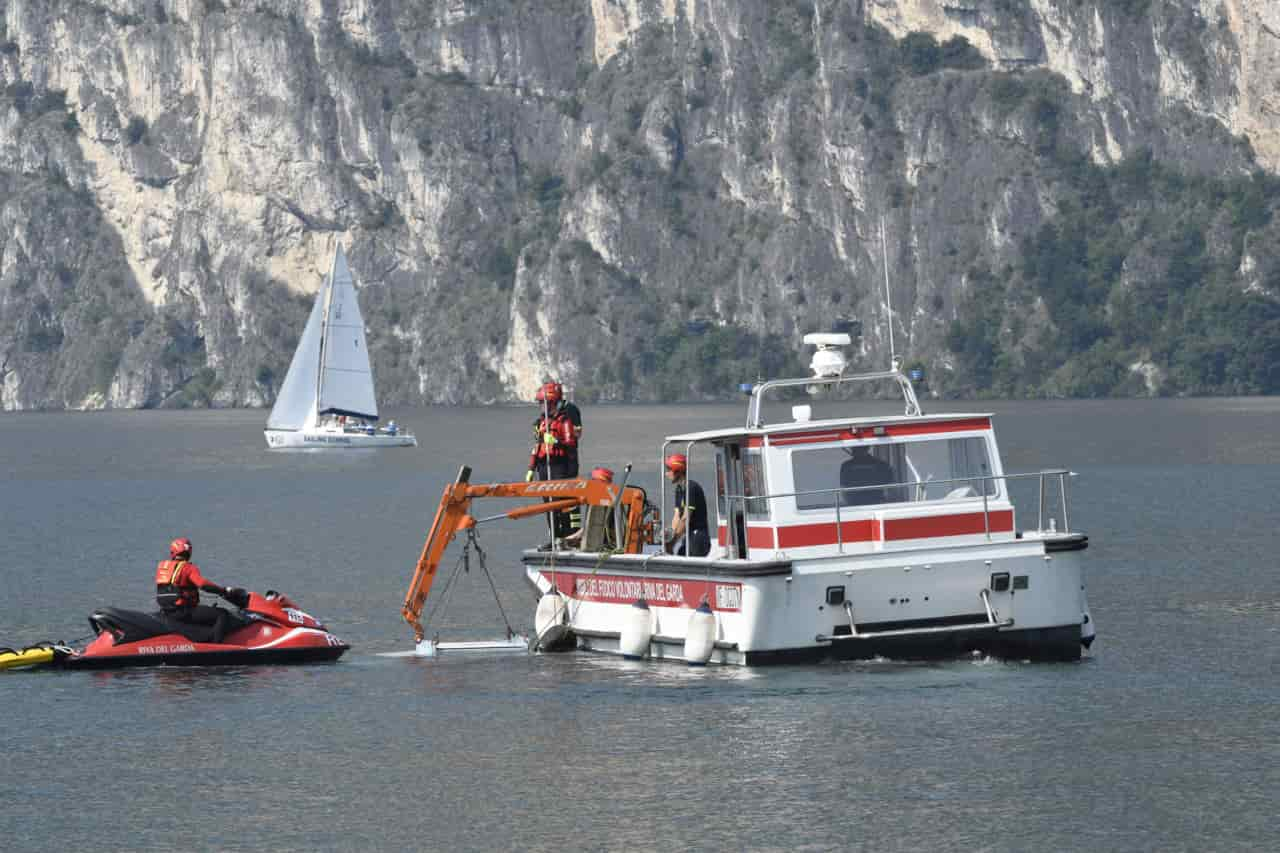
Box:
left=665, top=454, right=711, bottom=557
left=839, top=445, right=897, bottom=506
left=154, top=537, right=245, bottom=643
left=557, top=388, right=583, bottom=475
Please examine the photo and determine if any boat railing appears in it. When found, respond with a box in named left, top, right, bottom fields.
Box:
left=719, top=468, right=1075, bottom=553
left=745, top=368, right=923, bottom=429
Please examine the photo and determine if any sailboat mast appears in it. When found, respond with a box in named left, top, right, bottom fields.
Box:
left=315, top=247, right=338, bottom=416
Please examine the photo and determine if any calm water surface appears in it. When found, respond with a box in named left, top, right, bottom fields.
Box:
left=2, top=399, right=1279, bottom=852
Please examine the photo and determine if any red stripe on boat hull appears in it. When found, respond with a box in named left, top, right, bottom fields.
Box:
left=750, top=510, right=1014, bottom=549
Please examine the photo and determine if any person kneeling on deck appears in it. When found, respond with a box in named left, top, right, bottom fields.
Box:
left=563, top=467, right=616, bottom=551
left=526, top=381, right=583, bottom=545
left=664, top=454, right=711, bottom=557
left=155, top=537, right=247, bottom=643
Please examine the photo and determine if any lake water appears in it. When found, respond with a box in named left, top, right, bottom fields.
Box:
left=2, top=399, right=1278, bottom=852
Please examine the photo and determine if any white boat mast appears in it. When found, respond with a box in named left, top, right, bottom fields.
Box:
left=880, top=216, right=897, bottom=371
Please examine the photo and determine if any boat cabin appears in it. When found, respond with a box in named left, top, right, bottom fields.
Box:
left=663, top=411, right=1010, bottom=561
left=658, top=336, right=1018, bottom=562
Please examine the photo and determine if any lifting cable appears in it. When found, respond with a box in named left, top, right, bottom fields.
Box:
left=422, top=527, right=517, bottom=638
left=421, top=546, right=468, bottom=633
left=465, top=528, right=516, bottom=638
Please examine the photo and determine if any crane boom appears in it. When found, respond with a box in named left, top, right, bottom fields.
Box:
left=401, top=465, right=653, bottom=642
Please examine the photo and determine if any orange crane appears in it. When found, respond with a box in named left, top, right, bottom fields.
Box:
left=401, top=465, right=654, bottom=642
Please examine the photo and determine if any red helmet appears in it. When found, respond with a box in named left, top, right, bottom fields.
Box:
left=664, top=454, right=687, bottom=474
left=534, top=381, right=563, bottom=404
left=169, top=537, right=192, bottom=559
left=590, top=467, right=614, bottom=483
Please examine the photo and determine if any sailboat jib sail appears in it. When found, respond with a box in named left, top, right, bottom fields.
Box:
left=317, top=245, right=379, bottom=421
left=266, top=288, right=325, bottom=431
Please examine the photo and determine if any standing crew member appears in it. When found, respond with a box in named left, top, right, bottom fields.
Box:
left=155, top=537, right=243, bottom=643
left=527, top=381, right=583, bottom=477
left=526, top=382, right=582, bottom=541
left=665, top=454, right=711, bottom=557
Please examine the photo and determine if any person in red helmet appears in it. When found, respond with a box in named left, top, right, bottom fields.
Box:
left=665, top=454, right=711, bottom=557
left=529, top=381, right=583, bottom=473
left=154, top=537, right=244, bottom=642
left=527, top=381, right=584, bottom=544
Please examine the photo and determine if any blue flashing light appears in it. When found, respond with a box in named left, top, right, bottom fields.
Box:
left=739, top=382, right=755, bottom=395
left=909, top=368, right=924, bottom=381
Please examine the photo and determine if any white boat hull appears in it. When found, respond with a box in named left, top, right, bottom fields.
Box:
left=524, top=532, right=1091, bottom=666
left=265, top=429, right=417, bottom=449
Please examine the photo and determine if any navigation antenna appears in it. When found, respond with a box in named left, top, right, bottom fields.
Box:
left=880, top=217, right=898, bottom=372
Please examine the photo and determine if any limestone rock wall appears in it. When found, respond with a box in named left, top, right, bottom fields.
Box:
left=0, top=0, right=1273, bottom=408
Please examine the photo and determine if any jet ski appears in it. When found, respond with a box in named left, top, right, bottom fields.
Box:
left=55, top=589, right=348, bottom=669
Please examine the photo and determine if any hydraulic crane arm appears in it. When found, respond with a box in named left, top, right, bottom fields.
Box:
left=401, top=465, right=653, bottom=642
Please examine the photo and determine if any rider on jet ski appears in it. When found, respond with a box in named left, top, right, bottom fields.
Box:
left=155, top=537, right=247, bottom=643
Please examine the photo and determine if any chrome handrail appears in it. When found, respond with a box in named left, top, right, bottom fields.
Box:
left=746, top=368, right=923, bottom=428
left=818, top=591, right=1013, bottom=642
left=658, top=439, right=699, bottom=554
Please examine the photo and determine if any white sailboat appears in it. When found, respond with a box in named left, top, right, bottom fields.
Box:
left=264, top=245, right=416, bottom=449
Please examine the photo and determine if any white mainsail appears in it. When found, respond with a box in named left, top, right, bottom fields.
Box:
left=316, top=245, right=378, bottom=420
left=266, top=286, right=325, bottom=431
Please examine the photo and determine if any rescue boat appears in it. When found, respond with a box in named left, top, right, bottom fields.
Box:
left=521, top=333, right=1094, bottom=665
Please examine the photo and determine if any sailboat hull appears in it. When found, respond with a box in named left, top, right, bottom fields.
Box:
left=265, top=429, right=417, bottom=449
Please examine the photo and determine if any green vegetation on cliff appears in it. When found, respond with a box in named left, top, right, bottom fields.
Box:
left=948, top=145, right=1280, bottom=397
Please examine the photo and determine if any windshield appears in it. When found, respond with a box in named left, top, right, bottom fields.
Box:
left=792, top=436, right=996, bottom=511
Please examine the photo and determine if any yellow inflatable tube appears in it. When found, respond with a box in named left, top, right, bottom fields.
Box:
left=0, top=646, right=59, bottom=671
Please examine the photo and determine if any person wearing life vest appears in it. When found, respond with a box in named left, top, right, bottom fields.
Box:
left=665, top=454, right=711, bottom=557
left=526, top=381, right=583, bottom=479
left=526, top=381, right=584, bottom=542
left=155, top=537, right=244, bottom=643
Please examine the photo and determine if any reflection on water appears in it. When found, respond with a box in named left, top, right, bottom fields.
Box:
left=85, top=665, right=279, bottom=696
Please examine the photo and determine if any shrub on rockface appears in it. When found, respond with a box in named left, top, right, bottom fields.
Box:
left=125, top=116, right=147, bottom=145
left=948, top=145, right=1280, bottom=397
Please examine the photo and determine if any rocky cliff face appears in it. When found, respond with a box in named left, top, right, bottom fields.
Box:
left=1, top=0, right=1277, bottom=409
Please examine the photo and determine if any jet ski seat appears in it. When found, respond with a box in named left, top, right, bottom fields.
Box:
left=89, top=607, right=249, bottom=644
left=89, top=608, right=173, bottom=643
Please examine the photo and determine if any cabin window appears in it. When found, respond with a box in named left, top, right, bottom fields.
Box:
left=791, top=436, right=996, bottom=511
left=742, top=448, right=769, bottom=519
left=715, top=453, right=728, bottom=519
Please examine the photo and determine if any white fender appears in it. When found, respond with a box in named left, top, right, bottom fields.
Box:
left=619, top=598, right=652, bottom=659
left=683, top=602, right=716, bottom=665
left=534, top=590, right=570, bottom=650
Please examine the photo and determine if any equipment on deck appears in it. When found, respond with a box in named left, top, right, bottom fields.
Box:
left=400, top=465, right=656, bottom=643
left=0, top=644, right=71, bottom=671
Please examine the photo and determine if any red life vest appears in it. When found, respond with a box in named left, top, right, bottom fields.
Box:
left=155, top=559, right=199, bottom=611
left=530, top=411, right=578, bottom=462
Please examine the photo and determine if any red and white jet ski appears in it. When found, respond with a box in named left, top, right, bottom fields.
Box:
left=56, top=589, right=348, bottom=669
